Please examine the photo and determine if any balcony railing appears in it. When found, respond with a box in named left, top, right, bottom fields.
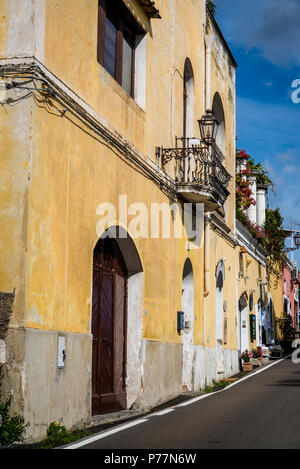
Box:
left=159, top=138, right=231, bottom=210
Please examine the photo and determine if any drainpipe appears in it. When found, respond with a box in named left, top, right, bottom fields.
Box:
left=204, top=214, right=210, bottom=297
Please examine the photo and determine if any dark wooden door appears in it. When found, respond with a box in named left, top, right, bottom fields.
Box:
left=92, top=237, right=127, bottom=415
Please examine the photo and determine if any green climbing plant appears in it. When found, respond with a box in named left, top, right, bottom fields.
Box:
left=207, top=0, right=216, bottom=16
left=0, top=365, right=29, bottom=446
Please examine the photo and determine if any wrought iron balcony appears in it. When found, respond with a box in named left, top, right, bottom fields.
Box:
left=159, top=138, right=231, bottom=211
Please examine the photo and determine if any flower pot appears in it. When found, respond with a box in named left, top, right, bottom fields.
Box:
left=242, top=362, right=253, bottom=372
left=252, top=358, right=262, bottom=367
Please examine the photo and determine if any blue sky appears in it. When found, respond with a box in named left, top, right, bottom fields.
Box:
left=214, top=0, right=300, bottom=265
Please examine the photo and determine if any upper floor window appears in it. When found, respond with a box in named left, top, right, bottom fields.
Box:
left=97, top=0, right=144, bottom=98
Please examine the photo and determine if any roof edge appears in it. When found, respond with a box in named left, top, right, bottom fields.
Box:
left=207, top=8, right=238, bottom=69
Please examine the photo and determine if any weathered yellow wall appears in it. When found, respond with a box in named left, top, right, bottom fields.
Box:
left=204, top=228, right=238, bottom=350
left=0, top=92, right=33, bottom=327
left=0, top=2, right=9, bottom=57
left=209, top=28, right=236, bottom=234
left=268, top=271, right=284, bottom=341
left=237, top=249, right=266, bottom=349
left=0, top=0, right=236, bottom=349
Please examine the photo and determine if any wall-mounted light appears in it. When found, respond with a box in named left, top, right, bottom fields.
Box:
left=198, top=110, right=219, bottom=145
left=294, top=233, right=300, bottom=248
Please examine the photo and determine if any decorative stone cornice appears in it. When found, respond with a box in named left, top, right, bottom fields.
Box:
left=208, top=213, right=237, bottom=247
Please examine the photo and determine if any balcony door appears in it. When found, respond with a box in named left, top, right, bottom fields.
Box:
left=92, top=237, right=127, bottom=415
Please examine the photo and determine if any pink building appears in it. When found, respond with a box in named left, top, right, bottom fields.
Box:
left=282, top=259, right=300, bottom=330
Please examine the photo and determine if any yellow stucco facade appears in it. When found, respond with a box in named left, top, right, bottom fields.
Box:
left=0, top=0, right=273, bottom=442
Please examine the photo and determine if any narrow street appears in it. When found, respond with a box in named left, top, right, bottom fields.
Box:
left=69, top=358, right=300, bottom=449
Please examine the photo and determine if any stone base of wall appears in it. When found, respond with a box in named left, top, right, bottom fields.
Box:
left=2, top=328, right=240, bottom=442
left=140, top=340, right=182, bottom=410
left=3, top=327, right=92, bottom=442
left=224, top=348, right=240, bottom=378
left=194, top=346, right=240, bottom=390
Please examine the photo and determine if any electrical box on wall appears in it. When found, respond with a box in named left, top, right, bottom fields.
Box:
left=58, top=336, right=66, bottom=368
left=177, top=311, right=184, bottom=332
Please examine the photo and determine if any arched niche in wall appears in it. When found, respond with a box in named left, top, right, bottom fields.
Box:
left=215, top=259, right=225, bottom=283
left=181, top=257, right=195, bottom=391
left=212, top=92, right=226, bottom=155
left=183, top=58, right=195, bottom=143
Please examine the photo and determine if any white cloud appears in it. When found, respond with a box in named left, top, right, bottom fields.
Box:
left=282, top=164, right=299, bottom=174
left=215, top=0, right=300, bottom=67
left=263, top=80, right=273, bottom=88
left=276, top=148, right=297, bottom=163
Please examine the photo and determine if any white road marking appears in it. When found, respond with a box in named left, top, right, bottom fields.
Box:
left=150, top=408, right=175, bottom=416
left=176, top=391, right=223, bottom=407
left=221, top=356, right=287, bottom=392
left=64, top=419, right=149, bottom=449
left=176, top=356, right=288, bottom=407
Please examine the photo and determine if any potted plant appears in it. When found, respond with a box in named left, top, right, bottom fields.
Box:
left=252, top=346, right=263, bottom=367
left=241, top=350, right=253, bottom=371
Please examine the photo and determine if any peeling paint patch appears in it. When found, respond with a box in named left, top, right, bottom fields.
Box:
left=27, top=306, right=43, bottom=325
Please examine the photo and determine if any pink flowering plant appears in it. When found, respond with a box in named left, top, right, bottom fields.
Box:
left=236, top=149, right=251, bottom=160
left=236, top=174, right=256, bottom=211
left=240, top=349, right=253, bottom=363
left=236, top=209, right=269, bottom=245
left=236, top=147, right=285, bottom=280
left=252, top=346, right=263, bottom=359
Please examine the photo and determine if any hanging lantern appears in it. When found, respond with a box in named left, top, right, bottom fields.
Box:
left=198, top=110, right=219, bottom=145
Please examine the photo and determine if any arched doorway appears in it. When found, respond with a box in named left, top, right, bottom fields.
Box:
left=182, top=258, right=194, bottom=391
left=238, top=293, right=249, bottom=354
left=216, top=260, right=225, bottom=376
left=91, top=228, right=143, bottom=415
left=92, top=236, right=127, bottom=414
left=262, top=326, right=267, bottom=346
left=257, top=298, right=264, bottom=346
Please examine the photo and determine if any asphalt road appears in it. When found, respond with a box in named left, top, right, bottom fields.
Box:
left=73, top=357, right=300, bottom=449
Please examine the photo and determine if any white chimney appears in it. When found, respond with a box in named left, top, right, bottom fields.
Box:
left=256, top=185, right=267, bottom=227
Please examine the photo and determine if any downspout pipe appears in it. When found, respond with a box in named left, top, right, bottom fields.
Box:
left=204, top=214, right=210, bottom=297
